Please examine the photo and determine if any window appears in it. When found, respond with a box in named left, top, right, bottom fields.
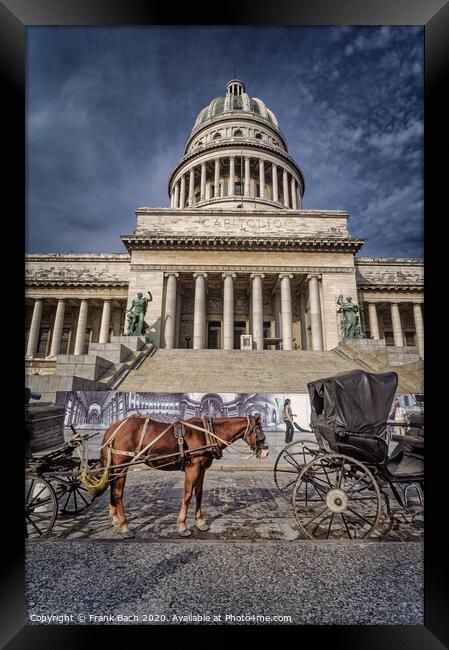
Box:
left=235, top=182, right=243, bottom=195
left=234, top=130, right=243, bottom=138
left=255, top=133, right=262, bottom=140
left=36, top=328, right=50, bottom=358
left=405, top=332, right=416, bottom=347
left=213, top=132, right=222, bottom=140
left=384, top=331, right=394, bottom=346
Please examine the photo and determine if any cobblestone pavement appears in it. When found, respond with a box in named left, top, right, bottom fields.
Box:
left=39, top=468, right=423, bottom=542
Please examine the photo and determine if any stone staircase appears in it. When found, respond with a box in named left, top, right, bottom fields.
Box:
left=25, top=336, right=156, bottom=402
left=334, top=341, right=423, bottom=394
left=116, top=348, right=381, bottom=393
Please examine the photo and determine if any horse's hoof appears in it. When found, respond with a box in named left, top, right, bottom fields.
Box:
left=120, top=527, right=135, bottom=538
left=196, top=520, right=210, bottom=531
left=178, top=525, right=192, bottom=537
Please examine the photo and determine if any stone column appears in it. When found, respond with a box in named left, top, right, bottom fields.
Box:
left=180, top=174, right=186, bottom=208
left=390, top=303, right=404, bottom=347
left=274, top=287, right=282, bottom=339
left=164, top=273, right=179, bottom=349
left=413, top=302, right=424, bottom=359
left=291, top=177, right=297, bottom=209
left=251, top=273, right=265, bottom=350
left=229, top=156, right=235, bottom=195
left=175, top=280, right=181, bottom=348
left=307, top=275, right=323, bottom=351
left=200, top=162, right=206, bottom=201
left=244, top=156, right=250, bottom=196
left=272, top=163, right=278, bottom=202
left=174, top=182, right=179, bottom=208
left=26, top=298, right=43, bottom=358
left=74, top=299, right=89, bottom=356
left=279, top=274, right=294, bottom=351
left=99, top=299, right=111, bottom=344
left=214, top=159, right=220, bottom=197
left=259, top=159, right=265, bottom=198
left=298, top=291, right=308, bottom=350
left=367, top=302, right=380, bottom=340
left=222, top=273, right=236, bottom=350
left=49, top=299, right=66, bottom=357
left=193, top=273, right=207, bottom=349
left=188, top=167, right=195, bottom=206
left=283, top=168, right=289, bottom=207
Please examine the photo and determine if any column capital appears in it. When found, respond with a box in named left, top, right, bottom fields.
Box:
left=306, top=273, right=322, bottom=281
left=278, top=273, right=294, bottom=280
left=221, top=272, right=237, bottom=279
left=164, top=272, right=180, bottom=278
left=193, top=272, right=208, bottom=279
left=250, top=273, right=265, bottom=279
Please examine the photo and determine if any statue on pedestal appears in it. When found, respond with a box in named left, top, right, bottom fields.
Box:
left=125, top=291, right=153, bottom=336
left=337, top=295, right=363, bottom=340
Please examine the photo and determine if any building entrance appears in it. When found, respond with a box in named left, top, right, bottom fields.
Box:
left=208, top=321, right=221, bottom=349
left=234, top=321, right=246, bottom=349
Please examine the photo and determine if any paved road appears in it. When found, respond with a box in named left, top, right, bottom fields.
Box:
left=26, top=538, right=423, bottom=625
left=25, top=467, right=424, bottom=625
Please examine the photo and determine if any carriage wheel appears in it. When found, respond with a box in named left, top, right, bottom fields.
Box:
left=51, top=473, right=94, bottom=514
left=274, top=439, right=321, bottom=502
left=25, top=474, right=58, bottom=539
left=292, top=453, right=382, bottom=540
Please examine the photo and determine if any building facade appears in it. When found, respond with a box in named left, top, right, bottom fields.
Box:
left=25, top=79, right=424, bottom=380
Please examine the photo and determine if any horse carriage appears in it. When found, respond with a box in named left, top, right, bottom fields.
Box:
left=273, top=369, right=424, bottom=539
left=25, top=415, right=268, bottom=539
left=25, top=428, right=101, bottom=538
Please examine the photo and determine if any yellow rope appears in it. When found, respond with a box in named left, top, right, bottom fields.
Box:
left=79, top=447, right=111, bottom=497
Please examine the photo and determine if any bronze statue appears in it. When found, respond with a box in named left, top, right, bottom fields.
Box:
left=337, top=295, right=363, bottom=340
left=125, top=291, right=153, bottom=336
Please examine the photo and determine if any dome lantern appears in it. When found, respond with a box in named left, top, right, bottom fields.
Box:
left=225, top=79, right=246, bottom=96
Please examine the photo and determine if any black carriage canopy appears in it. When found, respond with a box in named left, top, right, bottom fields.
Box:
left=308, top=369, right=398, bottom=439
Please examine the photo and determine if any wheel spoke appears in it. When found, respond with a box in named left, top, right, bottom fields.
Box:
left=26, top=514, right=44, bottom=536
left=347, top=506, right=376, bottom=526
left=63, top=489, right=72, bottom=512
left=326, top=513, right=335, bottom=539
left=341, top=513, right=352, bottom=539
left=28, top=484, right=47, bottom=506
left=28, top=496, right=55, bottom=510
left=76, top=489, right=89, bottom=506
left=302, top=506, right=329, bottom=528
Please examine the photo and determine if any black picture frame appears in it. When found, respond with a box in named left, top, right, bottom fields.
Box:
left=3, top=0, right=448, bottom=647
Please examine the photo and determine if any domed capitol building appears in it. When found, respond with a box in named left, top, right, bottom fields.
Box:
left=25, top=79, right=423, bottom=400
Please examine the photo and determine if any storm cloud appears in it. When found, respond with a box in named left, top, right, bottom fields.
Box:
left=26, top=26, right=423, bottom=258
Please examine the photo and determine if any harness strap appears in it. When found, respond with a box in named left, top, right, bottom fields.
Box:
left=101, top=417, right=131, bottom=450
left=137, top=418, right=150, bottom=455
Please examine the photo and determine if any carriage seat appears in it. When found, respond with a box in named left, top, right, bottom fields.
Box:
left=386, top=451, right=424, bottom=478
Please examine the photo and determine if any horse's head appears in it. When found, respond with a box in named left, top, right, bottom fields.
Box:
left=243, top=414, right=269, bottom=459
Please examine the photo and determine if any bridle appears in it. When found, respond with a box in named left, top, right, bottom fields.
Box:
left=242, top=415, right=265, bottom=453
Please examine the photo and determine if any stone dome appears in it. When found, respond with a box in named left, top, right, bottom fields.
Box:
left=168, top=78, right=304, bottom=212
left=193, top=79, right=279, bottom=130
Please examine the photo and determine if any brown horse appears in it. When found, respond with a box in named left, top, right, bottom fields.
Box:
left=99, top=415, right=267, bottom=537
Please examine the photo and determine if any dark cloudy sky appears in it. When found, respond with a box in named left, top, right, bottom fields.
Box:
left=26, top=26, right=423, bottom=258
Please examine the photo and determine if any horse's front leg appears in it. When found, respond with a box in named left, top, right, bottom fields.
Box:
left=194, top=468, right=209, bottom=531
left=177, top=463, right=201, bottom=537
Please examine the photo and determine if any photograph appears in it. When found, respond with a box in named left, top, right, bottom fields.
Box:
left=20, top=20, right=431, bottom=638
